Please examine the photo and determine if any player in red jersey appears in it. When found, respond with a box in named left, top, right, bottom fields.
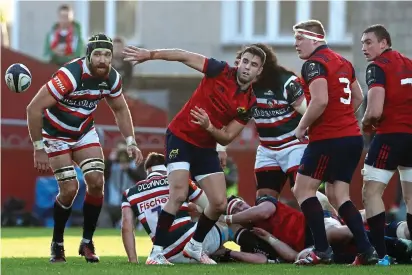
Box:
left=123, top=45, right=265, bottom=264
left=291, top=20, right=378, bottom=265
left=361, top=24, right=412, bottom=266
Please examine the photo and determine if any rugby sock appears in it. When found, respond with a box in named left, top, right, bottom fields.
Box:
left=153, top=210, right=175, bottom=248
left=82, top=192, right=103, bottom=241
left=52, top=199, right=72, bottom=243
left=407, top=213, right=412, bottom=238
left=338, top=200, right=372, bottom=254
left=300, top=196, right=329, bottom=252
left=366, top=212, right=387, bottom=258
left=192, top=212, right=217, bottom=243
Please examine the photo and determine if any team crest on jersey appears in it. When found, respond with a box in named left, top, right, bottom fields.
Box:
left=264, top=90, right=274, bottom=96
left=267, top=99, right=275, bottom=107
left=169, top=149, right=179, bottom=159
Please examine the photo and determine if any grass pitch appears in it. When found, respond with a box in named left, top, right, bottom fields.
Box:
left=1, top=227, right=410, bottom=275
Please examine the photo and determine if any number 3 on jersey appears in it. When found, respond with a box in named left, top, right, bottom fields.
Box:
left=145, top=205, right=162, bottom=234
left=339, top=77, right=352, bottom=105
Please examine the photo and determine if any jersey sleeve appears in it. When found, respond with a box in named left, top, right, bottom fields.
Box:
left=203, top=58, right=227, bottom=78
left=121, top=191, right=131, bottom=209
left=109, top=70, right=123, bottom=98
left=301, top=60, right=327, bottom=86
left=46, top=60, right=81, bottom=101
left=256, top=195, right=278, bottom=206
left=366, top=63, right=385, bottom=89
left=284, top=75, right=304, bottom=104
left=234, top=97, right=257, bottom=125
left=187, top=180, right=203, bottom=202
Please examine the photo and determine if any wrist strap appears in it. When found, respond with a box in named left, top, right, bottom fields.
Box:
left=216, top=143, right=227, bottom=151
left=125, top=136, right=137, bottom=146
left=33, top=140, right=44, bottom=150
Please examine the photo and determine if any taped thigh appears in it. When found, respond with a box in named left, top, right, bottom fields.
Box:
left=398, top=166, right=412, bottom=182
left=54, top=165, right=77, bottom=182
left=79, top=158, right=105, bottom=175
left=361, top=164, right=395, bottom=184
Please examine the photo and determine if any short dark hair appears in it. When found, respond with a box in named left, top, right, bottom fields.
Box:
left=58, top=4, right=72, bottom=12
left=241, top=45, right=266, bottom=66
left=144, top=152, right=165, bottom=171
left=363, top=24, right=392, bottom=47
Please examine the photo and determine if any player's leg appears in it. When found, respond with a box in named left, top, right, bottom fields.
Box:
left=362, top=134, right=398, bottom=262
left=399, top=167, right=412, bottom=241
left=72, top=130, right=105, bottom=263
left=182, top=148, right=225, bottom=264
left=292, top=140, right=332, bottom=264
left=330, top=136, right=377, bottom=264
left=279, top=143, right=306, bottom=192
left=255, top=145, right=286, bottom=198
left=147, top=130, right=190, bottom=264
left=44, top=139, right=79, bottom=263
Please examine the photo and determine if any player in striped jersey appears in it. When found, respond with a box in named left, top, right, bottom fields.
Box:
left=26, top=33, right=143, bottom=263
left=234, top=44, right=308, bottom=198
left=121, top=152, right=222, bottom=264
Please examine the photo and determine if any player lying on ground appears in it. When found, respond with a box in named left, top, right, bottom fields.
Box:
left=233, top=44, right=307, bottom=199
left=26, top=33, right=143, bottom=263
left=123, top=45, right=264, bottom=265
left=361, top=24, right=412, bottom=266
left=224, top=194, right=412, bottom=264
left=291, top=19, right=377, bottom=265
left=121, top=153, right=277, bottom=264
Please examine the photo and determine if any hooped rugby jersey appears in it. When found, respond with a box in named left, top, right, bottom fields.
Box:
left=122, top=172, right=203, bottom=258
left=253, top=72, right=304, bottom=149
left=43, top=57, right=122, bottom=140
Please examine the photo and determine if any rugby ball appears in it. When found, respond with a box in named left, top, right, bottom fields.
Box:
left=4, top=63, right=32, bottom=93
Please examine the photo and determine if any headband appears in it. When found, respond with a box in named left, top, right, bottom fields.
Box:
left=294, top=28, right=326, bottom=42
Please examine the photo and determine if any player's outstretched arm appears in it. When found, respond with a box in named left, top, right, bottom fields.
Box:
left=106, top=94, right=143, bottom=165
left=224, top=202, right=276, bottom=225
left=123, top=46, right=206, bottom=73
left=121, top=207, right=138, bottom=263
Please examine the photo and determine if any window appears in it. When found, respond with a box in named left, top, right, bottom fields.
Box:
left=76, top=0, right=140, bottom=44
left=221, top=0, right=352, bottom=46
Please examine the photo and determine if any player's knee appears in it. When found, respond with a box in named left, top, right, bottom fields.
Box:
left=59, top=181, right=79, bottom=205
left=209, top=197, right=227, bottom=214
left=80, top=158, right=105, bottom=193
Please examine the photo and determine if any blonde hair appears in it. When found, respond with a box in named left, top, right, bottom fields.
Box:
left=293, top=19, right=326, bottom=37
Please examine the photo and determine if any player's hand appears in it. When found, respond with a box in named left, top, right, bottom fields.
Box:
left=295, top=125, right=308, bottom=142
left=127, top=144, right=143, bottom=165
left=217, top=151, right=228, bottom=169
left=34, top=149, right=50, bottom=173
left=123, top=46, right=151, bottom=65
left=190, top=106, right=211, bottom=130
left=251, top=227, right=270, bottom=241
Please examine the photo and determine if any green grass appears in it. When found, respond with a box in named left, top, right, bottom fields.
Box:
left=1, top=227, right=411, bottom=275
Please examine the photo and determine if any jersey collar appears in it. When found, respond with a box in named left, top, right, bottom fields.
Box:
left=147, top=171, right=165, bottom=179
left=309, top=44, right=329, bottom=58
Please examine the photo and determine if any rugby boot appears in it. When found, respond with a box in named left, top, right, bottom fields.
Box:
left=79, top=241, right=100, bottom=263
left=50, top=242, right=66, bottom=263
left=351, top=247, right=379, bottom=265
left=377, top=255, right=391, bottom=266
left=182, top=240, right=216, bottom=264
left=294, top=246, right=333, bottom=265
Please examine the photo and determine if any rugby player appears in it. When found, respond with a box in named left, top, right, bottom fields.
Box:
left=26, top=33, right=143, bottom=263
left=123, top=45, right=264, bottom=264
left=291, top=20, right=377, bottom=265
left=234, top=44, right=307, bottom=199
left=121, top=153, right=278, bottom=264
left=361, top=24, right=412, bottom=266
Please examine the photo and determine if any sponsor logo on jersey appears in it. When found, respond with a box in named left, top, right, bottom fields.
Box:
left=138, top=195, right=169, bottom=212
left=137, top=177, right=168, bottom=192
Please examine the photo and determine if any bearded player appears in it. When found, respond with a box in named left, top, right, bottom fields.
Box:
left=26, top=33, right=143, bottom=263
left=361, top=24, right=412, bottom=266
left=123, top=45, right=264, bottom=264
left=291, top=20, right=378, bottom=265
left=235, top=44, right=307, bottom=198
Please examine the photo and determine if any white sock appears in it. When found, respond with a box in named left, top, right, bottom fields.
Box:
left=82, top=238, right=91, bottom=244
left=56, top=242, right=64, bottom=246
